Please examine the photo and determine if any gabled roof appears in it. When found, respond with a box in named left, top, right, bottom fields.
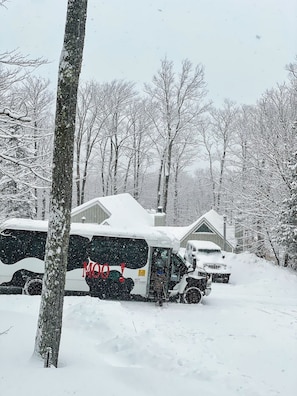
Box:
left=157, top=209, right=237, bottom=248
left=196, top=209, right=236, bottom=247
left=71, top=193, right=154, bottom=228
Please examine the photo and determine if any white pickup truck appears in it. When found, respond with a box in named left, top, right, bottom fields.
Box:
left=184, top=240, right=231, bottom=283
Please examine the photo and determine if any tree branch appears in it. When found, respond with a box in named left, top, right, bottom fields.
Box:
left=0, top=50, right=48, bottom=68
left=0, top=108, right=31, bottom=122
left=0, top=0, right=8, bottom=8
left=0, top=326, right=13, bottom=335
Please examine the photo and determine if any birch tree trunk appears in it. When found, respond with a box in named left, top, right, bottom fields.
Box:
left=34, top=0, right=88, bottom=368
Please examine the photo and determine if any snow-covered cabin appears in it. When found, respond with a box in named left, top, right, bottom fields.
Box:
left=157, top=209, right=237, bottom=252
left=72, top=195, right=236, bottom=252
left=71, top=193, right=166, bottom=227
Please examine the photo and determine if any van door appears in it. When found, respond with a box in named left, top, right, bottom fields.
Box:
left=185, top=242, right=194, bottom=264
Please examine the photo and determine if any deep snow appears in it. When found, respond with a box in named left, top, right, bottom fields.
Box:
left=0, top=252, right=296, bottom=396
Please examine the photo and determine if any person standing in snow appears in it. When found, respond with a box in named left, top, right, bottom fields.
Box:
left=152, top=251, right=167, bottom=306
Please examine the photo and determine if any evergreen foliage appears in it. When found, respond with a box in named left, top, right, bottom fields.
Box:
left=276, top=150, right=297, bottom=269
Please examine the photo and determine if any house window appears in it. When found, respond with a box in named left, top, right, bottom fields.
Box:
left=194, top=223, right=214, bottom=233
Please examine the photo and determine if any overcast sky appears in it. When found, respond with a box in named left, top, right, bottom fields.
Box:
left=1, top=0, right=296, bottom=106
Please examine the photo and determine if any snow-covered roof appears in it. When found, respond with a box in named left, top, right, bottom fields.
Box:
left=157, top=209, right=237, bottom=248
left=71, top=193, right=154, bottom=228
left=0, top=217, right=179, bottom=250
left=157, top=225, right=190, bottom=241
left=0, top=218, right=48, bottom=232
left=186, top=240, right=221, bottom=250
left=201, top=209, right=237, bottom=247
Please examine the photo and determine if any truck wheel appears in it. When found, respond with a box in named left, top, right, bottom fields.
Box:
left=23, top=278, right=43, bottom=295
left=183, top=287, right=202, bottom=304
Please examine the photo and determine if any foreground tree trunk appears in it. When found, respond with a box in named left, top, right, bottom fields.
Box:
left=34, top=0, right=88, bottom=368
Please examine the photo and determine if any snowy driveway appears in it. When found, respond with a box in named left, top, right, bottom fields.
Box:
left=0, top=252, right=296, bottom=396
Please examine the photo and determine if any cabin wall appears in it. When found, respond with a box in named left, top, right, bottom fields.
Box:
left=71, top=206, right=109, bottom=224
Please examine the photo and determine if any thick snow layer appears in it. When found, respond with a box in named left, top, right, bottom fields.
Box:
left=0, top=218, right=180, bottom=250
left=186, top=240, right=222, bottom=250
left=0, top=252, right=296, bottom=396
left=71, top=193, right=155, bottom=227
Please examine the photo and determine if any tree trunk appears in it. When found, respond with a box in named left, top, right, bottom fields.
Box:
left=41, top=190, right=47, bottom=220
left=173, top=167, right=179, bottom=225
left=156, top=155, right=164, bottom=209
left=163, top=141, right=173, bottom=214
left=75, top=135, right=82, bottom=206
left=217, top=150, right=226, bottom=210
left=34, top=0, right=88, bottom=368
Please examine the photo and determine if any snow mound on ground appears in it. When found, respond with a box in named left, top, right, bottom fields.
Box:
left=225, top=252, right=297, bottom=292
left=63, top=297, right=206, bottom=373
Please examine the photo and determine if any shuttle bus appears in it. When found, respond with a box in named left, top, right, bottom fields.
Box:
left=0, top=218, right=211, bottom=303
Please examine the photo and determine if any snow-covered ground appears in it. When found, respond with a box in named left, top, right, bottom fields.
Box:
left=1, top=252, right=296, bottom=396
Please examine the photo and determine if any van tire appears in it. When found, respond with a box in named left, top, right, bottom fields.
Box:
left=23, top=278, right=43, bottom=295
left=183, top=287, right=202, bottom=304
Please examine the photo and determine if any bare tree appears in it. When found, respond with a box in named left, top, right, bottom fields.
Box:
left=18, top=76, right=54, bottom=217
left=0, top=83, right=41, bottom=221
left=170, top=130, right=198, bottom=224
left=145, top=58, right=209, bottom=214
left=0, top=4, right=49, bottom=221
left=221, top=78, right=297, bottom=258
left=95, top=80, right=137, bottom=195
left=209, top=99, right=239, bottom=211
left=123, top=98, right=152, bottom=199
left=0, top=49, right=46, bottom=94
left=240, top=84, right=297, bottom=257
left=75, top=81, right=104, bottom=205
left=34, top=0, right=88, bottom=368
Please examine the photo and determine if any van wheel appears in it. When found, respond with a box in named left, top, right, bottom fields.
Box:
left=183, top=287, right=202, bottom=304
left=23, top=278, right=43, bottom=295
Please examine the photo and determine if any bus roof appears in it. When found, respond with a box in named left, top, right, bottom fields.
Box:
left=0, top=218, right=180, bottom=251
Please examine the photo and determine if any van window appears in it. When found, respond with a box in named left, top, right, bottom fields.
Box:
left=88, top=235, right=148, bottom=269
left=0, top=229, right=46, bottom=264
left=198, top=249, right=221, bottom=254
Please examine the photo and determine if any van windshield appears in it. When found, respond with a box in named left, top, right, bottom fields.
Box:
left=198, top=249, right=221, bottom=254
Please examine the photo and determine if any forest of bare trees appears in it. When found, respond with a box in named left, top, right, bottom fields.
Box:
left=1, top=33, right=297, bottom=268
